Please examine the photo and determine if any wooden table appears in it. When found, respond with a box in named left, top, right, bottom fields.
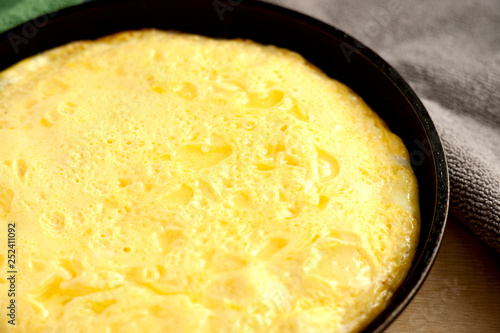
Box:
left=386, top=215, right=500, bottom=332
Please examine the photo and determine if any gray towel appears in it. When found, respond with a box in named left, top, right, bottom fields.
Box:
left=267, top=0, right=500, bottom=251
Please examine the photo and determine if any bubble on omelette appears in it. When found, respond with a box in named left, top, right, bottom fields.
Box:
left=0, top=30, right=419, bottom=332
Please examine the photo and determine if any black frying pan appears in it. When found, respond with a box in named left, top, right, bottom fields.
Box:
left=0, top=0, right=449, bottom=331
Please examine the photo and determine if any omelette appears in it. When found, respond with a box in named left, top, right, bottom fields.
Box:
left=0, top=30, right=420, bottom=332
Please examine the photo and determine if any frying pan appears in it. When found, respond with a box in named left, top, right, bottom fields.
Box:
left=0, top=0, right=449, bottom=331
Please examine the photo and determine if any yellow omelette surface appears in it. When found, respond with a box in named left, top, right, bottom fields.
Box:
left=0, top=30, right=419, bottom=333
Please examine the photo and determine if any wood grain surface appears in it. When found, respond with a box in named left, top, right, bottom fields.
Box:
left=386, top=215, right=500, bottom=332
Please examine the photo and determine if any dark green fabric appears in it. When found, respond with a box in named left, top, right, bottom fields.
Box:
left=0, top=0, right=86, bottom=33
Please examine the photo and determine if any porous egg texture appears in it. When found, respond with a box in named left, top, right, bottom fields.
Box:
left=0, top=29, right=420, bottom=333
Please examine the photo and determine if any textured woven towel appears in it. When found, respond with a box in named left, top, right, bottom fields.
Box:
left=0, top=0, right=83, bottom=30
left=1, top=0, right=499, bottom=252
left=267, top=0, right=500, bottom=252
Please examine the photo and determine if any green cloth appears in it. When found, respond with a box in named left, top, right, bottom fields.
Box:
left=0, top=0, right=87, bottom=33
